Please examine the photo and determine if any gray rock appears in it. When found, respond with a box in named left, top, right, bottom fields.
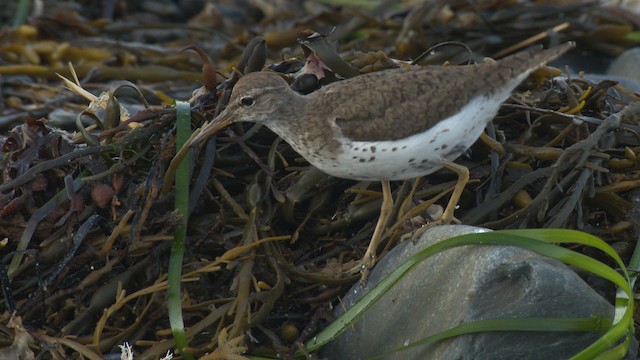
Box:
left=321, top=225, right=636, bottom=360
left=608, top=47, right=640, bottom=82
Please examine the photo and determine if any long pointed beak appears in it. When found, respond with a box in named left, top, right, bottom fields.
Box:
left=162, top=111, right=233, bottom=194
left=190, top=111, right=233, bottom=147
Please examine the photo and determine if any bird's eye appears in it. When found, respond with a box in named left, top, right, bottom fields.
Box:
left=240, top=97, right=255, bottom=107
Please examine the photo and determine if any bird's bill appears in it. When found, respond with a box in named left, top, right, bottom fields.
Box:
left=190, top=113, right=233, bottom=147
left=163, top=111, right=233, bottom=194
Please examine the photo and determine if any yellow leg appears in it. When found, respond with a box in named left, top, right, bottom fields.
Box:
left=359, top=180, right=392, bottom=283
left=440, top=160, right=469, bottom=223
left=402, top=160, right=469, bottom=243
left=398, top=178, right=421, bottom=221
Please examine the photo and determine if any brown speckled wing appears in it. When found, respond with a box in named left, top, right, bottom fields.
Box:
left=315, top=44, right=572, bottom=142
left=319, top=65, right=480, bottom=141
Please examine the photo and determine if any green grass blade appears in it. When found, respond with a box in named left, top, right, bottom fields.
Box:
left=167, top=100, right=193, bottom=359
left=370, top=316, right=610, bottom=360
left=11, top=0, right=31, bottom=26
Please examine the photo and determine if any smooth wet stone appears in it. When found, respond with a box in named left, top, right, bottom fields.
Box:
left=608, top=47, right=640, bottom=83
left=321, top=225, right=637, bottom=360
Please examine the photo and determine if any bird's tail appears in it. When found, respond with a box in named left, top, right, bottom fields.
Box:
left=497, top=41, right=575, bottom=80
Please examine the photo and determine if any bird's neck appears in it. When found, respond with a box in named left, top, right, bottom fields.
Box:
left=263, top=93, right=343, bottom=160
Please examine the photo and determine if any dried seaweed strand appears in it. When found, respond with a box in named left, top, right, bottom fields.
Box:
left=481, top=109, right=622, bottom=228
left=247, top=247, right=285, bottom=328
left=0, top=144, right=112, bottom=193
left=462, top=167, right=553, bottom=224
left=8, top=176, right=85, bottom=276
left=189, top=136, right=217, bottom=215
left=211, top=177, right=248, bottom=220
left=17, top=215, right=103, bottom=315
left=228, top=203, right=258, bottom=339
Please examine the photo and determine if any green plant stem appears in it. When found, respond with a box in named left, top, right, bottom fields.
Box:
left=168, top=101, right=193, bottom=359
left=12, top=0, right=31, bottom=26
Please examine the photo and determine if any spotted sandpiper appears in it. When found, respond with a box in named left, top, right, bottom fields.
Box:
left=178, top=42, right=574, bottom=281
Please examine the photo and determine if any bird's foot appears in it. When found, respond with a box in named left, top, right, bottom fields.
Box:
left=347, top=250, right=376, bottom=286
left=400, top=215, right=460, bottom=243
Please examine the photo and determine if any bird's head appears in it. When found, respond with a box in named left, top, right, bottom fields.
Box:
left=191, top=71, right=293, bottom=144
